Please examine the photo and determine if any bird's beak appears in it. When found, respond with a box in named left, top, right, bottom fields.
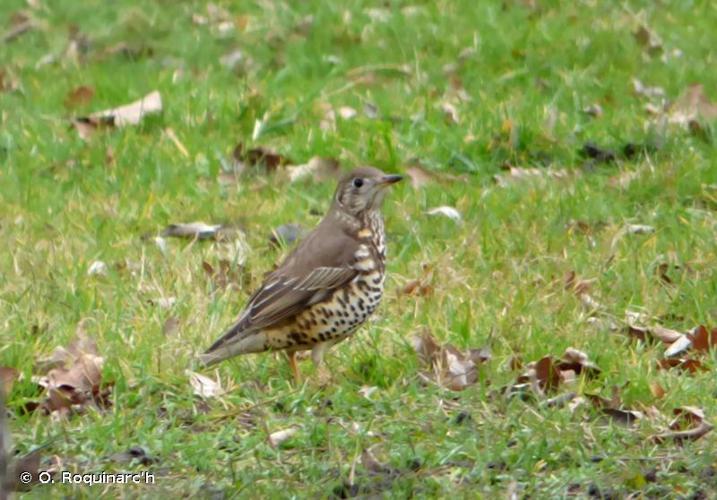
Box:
left=378, top=174, right=403, bottom=186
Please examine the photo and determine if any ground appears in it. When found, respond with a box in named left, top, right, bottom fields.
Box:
left=2, top=0, right=717, bottom=497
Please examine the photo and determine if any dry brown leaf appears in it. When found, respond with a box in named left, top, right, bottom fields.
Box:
left=633, top=25, right=663, bottom=56
left=689, top=325, right=717, bottom=352
left=425, top=206, right=462, bottom=222
left=186, top=370, right=223, bottom=398
left=411, top=329, right=490, bottom=391
left=286, top=157, right=341, bottom=183
left=440, top=101, right=459, bottom=124
left=2, top=12, right=36, bottom=44
left=361, top=446, right=396, bottom=475
left=268, top=426, right=299, bottom=447
left=585, top=389, right=643, bottom=425
left=403, top=163, right=463, bottom=190
left=0, top=367, right=18, bottom=395
left=63, top=85, right=94, bottom=109
left=653, top=407, right=713, bottom=443
left=657, top=358, right=705, bottom=373
left=649, top=382, right=666, bottom=399
left=162, top=222, right=223, bottom=240
left=30, top=333, right=110, bottom=416
left=632, top=78, right=665, bottom=100
left=232, top=143, right=292, bottom=174
left=557, top=348, right=601, bottom=378
left=493, top=165, right=570, bottom=187
left=162, top=316, right=180, bottom=337
left=669, top=84, right=717, bottom=127
left=405, top=165, right=436, bottom=189
left=71, top=91, right=162, bottom=139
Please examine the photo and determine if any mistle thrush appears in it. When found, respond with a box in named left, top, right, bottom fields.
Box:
left=199, top=167, right=402, bottom=382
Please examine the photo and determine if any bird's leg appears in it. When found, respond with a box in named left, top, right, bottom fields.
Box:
left=311, top=342, right=334, bottom=386
left=287, top=351, right=301, bottom=385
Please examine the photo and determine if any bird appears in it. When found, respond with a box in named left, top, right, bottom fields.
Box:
left=199, top=166, right=403, bottom=382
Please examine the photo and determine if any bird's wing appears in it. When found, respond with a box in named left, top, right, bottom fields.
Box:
left=203, top=221, right=359, bottom=355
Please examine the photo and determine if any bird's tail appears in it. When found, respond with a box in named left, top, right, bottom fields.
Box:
left=198, top=324, right=265, bottom=367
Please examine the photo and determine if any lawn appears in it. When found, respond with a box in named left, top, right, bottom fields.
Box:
left=2, top=0, right=717, bottom=497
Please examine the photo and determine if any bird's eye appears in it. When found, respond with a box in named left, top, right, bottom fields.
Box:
left=352, top=178, right=364, bottom=188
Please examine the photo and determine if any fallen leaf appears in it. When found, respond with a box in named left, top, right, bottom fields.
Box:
left=286, top=157, right=340, bottom=183
left=426, top=206, right=462, bottom=222
left=580, top=142, right=616, bottom=164
left=30, top=333, right=110, bottom=416
left=232, top=143, right=292, bottom=174
left=87, top=260, right=107, bottom=276
left=186, top=370, right=223, bottom=398
left=71, top=91, right=162, bottom=139
left=664, top=335, right=693, bottom=358
left=219, top=49, right=246, bottom=71
left=0, top=366, right=18, bottom=394
left=689, top=325, right=717, bottom=352
left=2, top=12, right=36, bottom=44
left=649, top=382, right=666, bottom=399
left=268, top=426, right=299, bottom=447
left=151, top=297, right=176, bottom=309
left=657, top=358, right=705, bottom=373
left=361, top=446, right=396, bottom=475
left=358, top=386, right=379, bottom=399
left=632, top=78, right=666, bottom=100
left=625, top=224, right=655, bottom=235
left=493, top=165, right=571, bottom=187
left=440, top=101, right=459, bottom=124
left=161, top=222, right=223, bottom=240
left=162, top=316, right=180, bottom=336
left=564, top=271, right=602, bottom=310
left=582, top=103, right=603, bottom=118
left=338, top=106, right=357, bottom=120
left=411, top=329, right=489, bottom=391
left=269, top=223, right=306, bottom=248
left=63, top=85, right=94, bottom=109
left=557, top=348, right=601, bottom=378
left=669, top=84, right=717, bottom=127
left=634, top=25, right=663, bottom=56
left=653, top=407, right=713, bottom=443
left=542, top=391, right=578, bottom=409
left=669, top=406, right=705, bottom=429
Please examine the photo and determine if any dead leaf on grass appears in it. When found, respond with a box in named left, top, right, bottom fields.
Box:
left=286, top=157, right=340, bottom=183
left=162, top=316, right=180, bottom=337
left=268, top=426, right=299, bottom=447
left=653, top=407, right=713, bottom=444
left=411, top=329, right=490, bottom=391
left=71, top=90, right=162, bottom=139
left=425, top=206, right=462, bottom=222
left=0, top=367, right=18, bottom=394
left=232, top=143, right=292, bottom=174
left=669, top=84, right=717, bottom=127
left=31, top=333, right=111, bottom=416
left=494, top=165, right=571, bottom=187
left=657, top=358, right=705, bottom=373
left=161, top=222, right=224, bottom=240
left=634, top=25, right=663, bottom=56
left=269, top=223, right=306, bottom=248
left=63, top=85, right=94, bottom=109
left=186, top=370, right=224, bottom=398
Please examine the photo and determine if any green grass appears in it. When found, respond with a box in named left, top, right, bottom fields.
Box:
left=2, top=0, right=717, bottom=497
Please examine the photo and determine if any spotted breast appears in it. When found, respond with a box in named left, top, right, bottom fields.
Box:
left=265, top=211, right=386, bottom=354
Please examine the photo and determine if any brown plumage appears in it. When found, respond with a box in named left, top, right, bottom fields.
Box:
left=199, top=166, right=402, bottom=382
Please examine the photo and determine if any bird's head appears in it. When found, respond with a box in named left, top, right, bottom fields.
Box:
left=333, top=166, right=402, bottom=217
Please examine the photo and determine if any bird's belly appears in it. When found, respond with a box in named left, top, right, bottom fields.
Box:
left=270, top=270, right=385, bottom=351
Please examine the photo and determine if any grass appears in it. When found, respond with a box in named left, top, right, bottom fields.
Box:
left=2, top=0, right=717, bottom=497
